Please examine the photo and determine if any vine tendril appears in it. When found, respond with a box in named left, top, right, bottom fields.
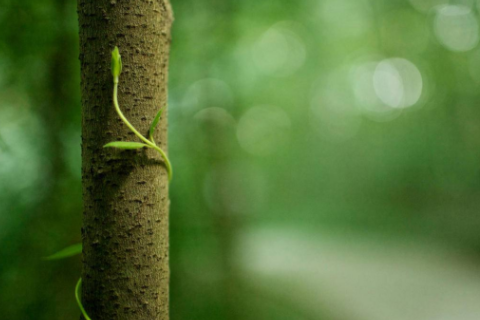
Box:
left=46, top=46, right=173, bottom=320
left=105, top=46, right=173, bottom=181
left=76, top=278, right=91, bottom=320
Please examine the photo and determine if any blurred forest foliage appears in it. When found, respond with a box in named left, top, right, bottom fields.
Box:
left=1, top=0, right=480, bottom=319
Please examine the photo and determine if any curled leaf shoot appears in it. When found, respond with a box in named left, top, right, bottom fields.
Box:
left=76, top=278, right=92, bottom=320
left=106, top=46, right=172, bottom=181
left=111, top=46, right=122, bottom=81
left=44, top=243, right=82, bottom=260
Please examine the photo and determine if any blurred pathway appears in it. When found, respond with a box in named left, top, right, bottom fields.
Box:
left=237, top=227, right=480, bottom=320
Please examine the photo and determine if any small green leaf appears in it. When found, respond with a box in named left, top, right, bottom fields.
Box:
left=103, top=141, right=148, bottom=149
left=111, top=46, right=122, bottom=79
left=149, top=107, right=164, bottom=141
left=44, top=243, right=82, bottom=260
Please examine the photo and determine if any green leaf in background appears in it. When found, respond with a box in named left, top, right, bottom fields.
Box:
left=44, top=243, right=82, bottom=260
left=149, top=107, right=164, bottom=141
left=103, top=141, right=148, bottom=150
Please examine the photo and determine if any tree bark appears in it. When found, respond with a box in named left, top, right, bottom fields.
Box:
left=78, top=1, right=173, bottom=319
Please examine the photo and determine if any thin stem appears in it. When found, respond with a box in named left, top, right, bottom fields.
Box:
left=75, top=278, right=92, bottom=320
left=149, top=132, right=155, bottom=145
left=150, top=143, right=173, bottom=181
left=113, top=80, right=172, bottom=180
left=113, top=81, right=152, bottom=146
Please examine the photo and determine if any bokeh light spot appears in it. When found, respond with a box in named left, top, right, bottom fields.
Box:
left=380, top=10, right=430, bottom=55
left=181, top=78, right=234, bottom=116
left=203, top=162, right=267, bottom=215
left=373, top=58, right=423, bottom=109
left=434, top=5, right=479, bottom=52
left=320, top=0, right=372, bottom=38
left=237, top=105, right=291, bottom=156
left=351, top=61, right=403, bottom=122
left=409, top=0, right=449, bottom=13
left=310, top=67, right=362, bottom=141
left=252, top=22, right=306, bottom=77
left=194, top=107, right=236, bottom=127
left=410, top=0, right=475, bottom=12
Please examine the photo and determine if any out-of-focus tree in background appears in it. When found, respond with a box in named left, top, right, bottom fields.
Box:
left=2, top=0, right=480, bottom=319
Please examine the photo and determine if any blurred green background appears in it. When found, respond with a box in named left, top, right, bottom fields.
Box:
left=2, top=0, right=480, bottom=319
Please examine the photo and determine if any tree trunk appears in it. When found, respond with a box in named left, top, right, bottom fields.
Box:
left=77, top=1, right=173, bottom=319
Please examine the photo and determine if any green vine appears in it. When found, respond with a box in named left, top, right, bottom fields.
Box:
left=76, top=278, right=92, bottom=320
left=105, top=46, right=172, bottom=181
left=46, top=46, right=172, bottom=320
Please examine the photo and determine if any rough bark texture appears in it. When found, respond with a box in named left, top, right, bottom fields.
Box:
left=78, top=1, right=173, bottom=319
